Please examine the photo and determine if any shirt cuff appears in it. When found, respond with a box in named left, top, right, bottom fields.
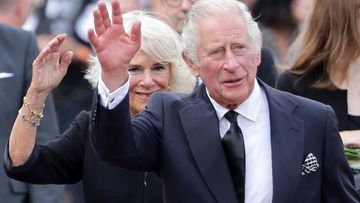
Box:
left=97, top=75, right=130, bottom=110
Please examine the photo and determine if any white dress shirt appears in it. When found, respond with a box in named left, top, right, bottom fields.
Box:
left=98, top=77, right=273, bottom=202
left=207, top=80, right=273, bottom=203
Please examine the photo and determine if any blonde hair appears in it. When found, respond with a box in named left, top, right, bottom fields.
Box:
left=288, top=0, right=360, bottom=88
left=85, top=10, right=195, bottom=93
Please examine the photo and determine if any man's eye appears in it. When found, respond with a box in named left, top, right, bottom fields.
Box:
left=210, top=49, right=225, bottom=59
left=233, top=46, right=245, bottom=54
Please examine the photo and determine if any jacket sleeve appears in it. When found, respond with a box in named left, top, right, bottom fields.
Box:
left=321, top=106, right=360, bottom=202
left=90, top=93, right=161, bottom=171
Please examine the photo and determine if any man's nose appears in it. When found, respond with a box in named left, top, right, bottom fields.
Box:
left=181, top=0, right=193, bottom=11
left=223, top=51, right=239, bottom=72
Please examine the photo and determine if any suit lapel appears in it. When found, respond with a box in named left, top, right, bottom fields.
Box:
left=179, top=85, right=238, bottom=203
left=262, top=83, right=304, bottom=203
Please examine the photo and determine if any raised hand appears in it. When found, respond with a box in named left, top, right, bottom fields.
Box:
left=30, top=34, right=73, bottom=96
left=88, top=0, right=141, bottom=91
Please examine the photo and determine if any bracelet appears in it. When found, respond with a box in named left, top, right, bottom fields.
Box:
left=19, top=96, right=45, bottom=127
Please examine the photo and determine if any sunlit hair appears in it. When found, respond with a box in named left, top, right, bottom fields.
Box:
left=85, top=10, right=195, bottom=93
left=287, top=0, right=360, bottom=89
left=182, top=0, right=262, bottom=65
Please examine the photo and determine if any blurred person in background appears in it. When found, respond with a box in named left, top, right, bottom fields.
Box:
left=148, top=0, right=193, bottom=33
left=4, top=9, right=195, bottom=203
left=0, top=0, right=65, bottom=202
left=276, top=0, right=360, bottom=191
left=252, top=0, right=312, bottom=65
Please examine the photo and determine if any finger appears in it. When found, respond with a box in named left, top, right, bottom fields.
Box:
left=58, top=51, right=73, bottom=75
left=33, top=47, right=50, bottom=67
left=93, top=9, right=105, bottom=36
left=50, top=33, right=66, bottom=53
left=111, top=0, right=123, bottom=26
left=98, top=1, right=112, bottom=29
left=130, top=21, right=142, bottom=45
left=34, top=35, right=62, bottom=65
left=88, top=28, right=99, bottom=50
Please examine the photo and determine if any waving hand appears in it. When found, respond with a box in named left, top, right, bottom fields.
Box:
left=88, top=0, right=141, bottom=91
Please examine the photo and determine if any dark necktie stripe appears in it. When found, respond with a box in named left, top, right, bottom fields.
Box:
left=222, top=110, right=246, bottom=203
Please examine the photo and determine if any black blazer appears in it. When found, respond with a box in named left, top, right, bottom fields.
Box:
left=90, top=80, right=359, bottom=203
left=4, top=109, right=163, bottom=203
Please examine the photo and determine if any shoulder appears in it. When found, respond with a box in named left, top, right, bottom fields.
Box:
left=275, top=71, right=300, bottom=94
left=266, top=83, right=332, bottom=118
left=74, top=110, right=91, bottom=126
left=0, top=24, right=38, bottom=55
left=0, top=24, right=34, bottom=42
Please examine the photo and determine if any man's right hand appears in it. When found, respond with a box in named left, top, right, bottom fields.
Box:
left=88, top=0, right=141, bottom=92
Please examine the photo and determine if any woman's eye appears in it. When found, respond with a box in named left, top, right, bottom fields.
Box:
left=152, top=65, right=166, bottom=72
left=128, top=66, right=142, bottom=74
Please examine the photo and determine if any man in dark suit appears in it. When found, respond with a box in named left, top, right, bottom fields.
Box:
left=0, top=1, right=65, bottom=199
left=9, top=0, right=357, bottom=202
left=86, top=0, right=359, bottom=202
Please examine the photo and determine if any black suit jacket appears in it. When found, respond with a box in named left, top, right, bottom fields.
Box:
left=90, top=80, right=359, bottom=203
left=4, top=109, right=163, bottom=203
left=0, top=23, right=63, bottom=202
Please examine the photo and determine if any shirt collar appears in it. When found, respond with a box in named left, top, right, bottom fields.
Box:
left=207, top=79, right=262, bottom=122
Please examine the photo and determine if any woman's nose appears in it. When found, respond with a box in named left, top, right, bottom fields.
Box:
left=140, top=71, right=155, bottom=87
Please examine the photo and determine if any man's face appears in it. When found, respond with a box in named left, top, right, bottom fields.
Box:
left=150, top=0, right=194, bottom=33
left=188, top=12, right=260, bottom=109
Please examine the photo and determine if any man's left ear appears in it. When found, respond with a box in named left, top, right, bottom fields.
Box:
left=256, top=50, right=261, bottom=66
left=255, top=37, right=263, bottom=66
left=182, top=52, right=200, bottom=77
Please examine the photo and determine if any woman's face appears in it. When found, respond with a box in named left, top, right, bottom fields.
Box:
left=128, top=50, right=171, bottom=115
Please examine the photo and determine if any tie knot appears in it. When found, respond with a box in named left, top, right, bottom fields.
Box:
left=225, top=110, right=238, bottom=124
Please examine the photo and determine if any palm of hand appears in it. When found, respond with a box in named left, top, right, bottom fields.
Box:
left=94, top=24, right=140, bottom=73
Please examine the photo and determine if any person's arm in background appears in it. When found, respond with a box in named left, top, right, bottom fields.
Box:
left=8, top=34, right=73, bottom=166
left=341, top=57, right=360, bottom=146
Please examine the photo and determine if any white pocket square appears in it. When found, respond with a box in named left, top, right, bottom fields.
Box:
left=0, top=72, right=15, bottom=79
left=302, top=153, right=319, bottom=175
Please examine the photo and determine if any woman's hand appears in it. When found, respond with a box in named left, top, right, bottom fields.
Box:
left=29, top=34, right=73, bottom=97
left=88, top=0, right=141, bottom=91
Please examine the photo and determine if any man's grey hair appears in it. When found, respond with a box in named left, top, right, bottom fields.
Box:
left=182, top=0, right=262, bottom=65
left=85, top=10, right=195, bottom=93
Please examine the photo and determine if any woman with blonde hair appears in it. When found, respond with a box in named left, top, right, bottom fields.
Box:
left=4, top=7, right=195, bottom=203
left=276, top=0, right=360, bottom=149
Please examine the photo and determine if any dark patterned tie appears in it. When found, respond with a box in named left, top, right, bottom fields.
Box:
left=222, top=110, right=245, bottom=203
